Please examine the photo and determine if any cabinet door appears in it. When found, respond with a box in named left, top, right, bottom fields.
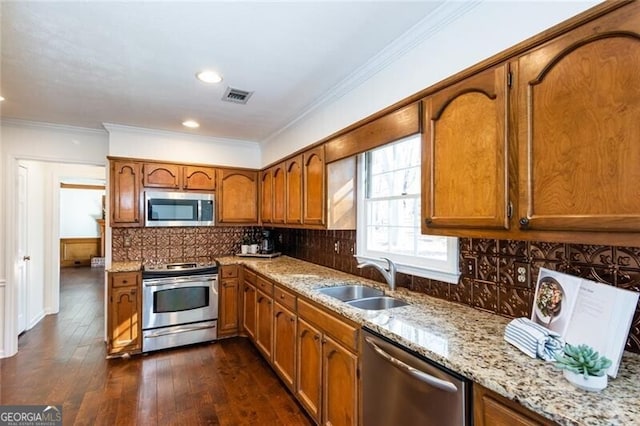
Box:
left=517, top=6, right=640, bottom=232
left=297, top=318, right=322, bottom=423
left=183, top=166, right=216, bottom=191
left=217, top=169, right=259, bottom=224
left=108, top=283, right=141, bottom=354
left=273, top=303, right=297, bottom=390
left=422, top=64, right=509, bottom=232
left=272, top=163, right=286, bottom=224
left=303, top=147, right=325, bottom=226
left=474, top=385, right=554, bottom=426
left=286, top=156, right=303, bottom=225
left=143, top=163, right=181, bottom=189
left=110, top=161, right=142, bottom=226
left=322, top=335, right=358, bottom=426
left=260, top=168, right=274, bottom=223
left=255, top=290, right=273, bottom=360
left=242, top=281, right=257, bottom=340
left=218, top=278, right=238, bottom=337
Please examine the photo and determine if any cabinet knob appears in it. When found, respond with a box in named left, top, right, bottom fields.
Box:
left=280, top=294, right=285, bottom=299
left=130, top=289, right=136, bottom=294
left=313, top=335, right=320, bottom=341
left=424, top=218, right=433, bottom=226
left=122, top=280, right=128, bottom=284
left=519, top=217, right=530, bottom=229
left=321, top=337, right=327, bottom=344
left=290, top=318, right=295, bottom=323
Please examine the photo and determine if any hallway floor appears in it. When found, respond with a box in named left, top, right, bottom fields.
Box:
left=0, top=267, right=311, bottom=425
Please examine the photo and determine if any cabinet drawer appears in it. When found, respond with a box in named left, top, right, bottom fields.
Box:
left=256, top=276, right=274, bottom=296
left=244, top=268, right=257, bottom=285
left=111, top=271, right=140, bottom=288
left=274, top=286, right=296, bottom=311
left=221, top=265, right=238, bottom=279
left=298, top=299, right=358, bottom=352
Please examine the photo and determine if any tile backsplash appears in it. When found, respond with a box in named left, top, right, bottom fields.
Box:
left=111, top=226, right=262, bottom=265
left=277, top=229, right=640, bottom=354
left=111, top=226, right=640, bottom=353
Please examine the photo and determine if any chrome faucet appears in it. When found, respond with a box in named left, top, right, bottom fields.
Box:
left=355, top=257, right=397, bottom=291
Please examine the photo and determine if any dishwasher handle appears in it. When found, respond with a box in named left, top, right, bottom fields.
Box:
left=364, top=336, right=458, bottom=393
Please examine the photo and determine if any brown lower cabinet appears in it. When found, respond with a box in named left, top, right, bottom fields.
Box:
left=255, top=289, right=274, bottom=360
left=218, top=265, right=239, bottom=338
left=239, top=267, right=359, bottom=425
left=107, top=271, right=142, bottom=356
left=474, top=384, right=556, bottom=426
left=273, top=301, right=297, bottom=390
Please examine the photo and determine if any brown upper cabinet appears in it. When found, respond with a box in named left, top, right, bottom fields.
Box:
left=143, top=163, right=216, bottom=191
left=302, top=146, right=325, bottom=226
left=183, top=166, right=216, bottom=191
left=110, top=160, right=142, bottom=227
left=419, top=1, right=640, bottom=245
left=516, top=3, right=640, bottom=233
left=260, top=162, right=286, bottom=225
left=260, top=168, right=274, bottom=223
left=422, top=64, right=510, bottom=232
left=217, top=168, right=259, bottom=224
left=286, top=155, right=304, bottom=225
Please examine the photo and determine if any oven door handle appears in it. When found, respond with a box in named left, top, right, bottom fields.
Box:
left=144, top=323, right=216, bottom=338
left=143, top=276, right=217, bottom=287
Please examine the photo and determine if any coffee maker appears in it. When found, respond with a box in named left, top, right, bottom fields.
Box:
left=261, top=230, right=275, bottom=254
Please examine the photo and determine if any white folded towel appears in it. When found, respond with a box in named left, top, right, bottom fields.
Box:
left=504, top=317, right=564, bottom=362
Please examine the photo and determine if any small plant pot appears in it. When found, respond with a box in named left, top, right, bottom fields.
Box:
left=250, top=244, right=259, bottom=254
left=241, top=245, right=249, bottom=254
left=563, top=370, right=607, bottom=392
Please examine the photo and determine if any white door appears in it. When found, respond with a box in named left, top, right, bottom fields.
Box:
left=17, top=165, right=29, bottom=334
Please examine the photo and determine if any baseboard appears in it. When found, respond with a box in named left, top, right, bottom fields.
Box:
left=28, top=311, right=46, bottom=330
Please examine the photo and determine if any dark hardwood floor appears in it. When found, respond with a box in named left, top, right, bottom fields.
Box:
left=0, top=267, right=312, bottom=426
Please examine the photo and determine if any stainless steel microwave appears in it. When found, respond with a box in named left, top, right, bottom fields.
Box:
left=145, top=191, right=214, bottom=227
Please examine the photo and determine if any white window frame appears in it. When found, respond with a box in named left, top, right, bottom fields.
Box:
left=355, top=136, right=460, bottom=284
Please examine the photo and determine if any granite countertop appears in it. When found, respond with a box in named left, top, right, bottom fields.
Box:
left=106, top=261, right=142, bottom=273
left=217, top=255, right=640, bottom=426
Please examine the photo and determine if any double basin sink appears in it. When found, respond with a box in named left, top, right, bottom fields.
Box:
left=317, top=285, right=408, bottom=311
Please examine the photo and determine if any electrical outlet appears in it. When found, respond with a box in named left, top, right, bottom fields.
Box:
left=515, top=262, right=530, bottom=286
left=462, top=257, right=477, bottom=279
left=334, top=241, right=340, bottom=254
left=123, top=236, right=131, bottom=247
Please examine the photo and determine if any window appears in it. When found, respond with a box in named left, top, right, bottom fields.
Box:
left=356, top=135, right=460, bottom=284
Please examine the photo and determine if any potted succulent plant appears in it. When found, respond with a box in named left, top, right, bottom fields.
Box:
left=554, top=343, right=612, bottom=391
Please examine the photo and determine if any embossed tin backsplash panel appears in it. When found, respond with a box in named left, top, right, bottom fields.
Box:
left=111, top=226, right=262, bottom=265
left=277, top=229, right=640, bottom=353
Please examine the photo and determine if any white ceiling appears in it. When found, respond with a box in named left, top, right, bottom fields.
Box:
left=0, top=1, right=448, bottom=143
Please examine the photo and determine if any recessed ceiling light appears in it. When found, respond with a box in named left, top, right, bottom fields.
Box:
left=196, top=70, right=223, bottom=84
left=182, top=120, right=200, bottom=129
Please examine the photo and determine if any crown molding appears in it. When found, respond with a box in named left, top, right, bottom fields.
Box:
left=102, top=122, right=260, bottom=148
left=262, top=0, right=482, bottom=144
left=0, top=117, right=108, bottom=135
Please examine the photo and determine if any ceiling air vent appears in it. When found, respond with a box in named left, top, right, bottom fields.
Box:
left=222, top=87, right=253, bottom=104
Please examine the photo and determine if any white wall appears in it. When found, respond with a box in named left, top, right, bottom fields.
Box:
left=261, top=0, right=601, bottom=165
left=60, top=188, right=105, bottom=238
left=105, top=123, right=261, bottom=169
left=1, top=119, right=108, bottom=358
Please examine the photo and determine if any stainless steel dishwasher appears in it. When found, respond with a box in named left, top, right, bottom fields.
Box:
left=362, top=328, right=470, bottom=426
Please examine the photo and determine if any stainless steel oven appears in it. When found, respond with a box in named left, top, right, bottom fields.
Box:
left=142, top=262, right=218, bottom=352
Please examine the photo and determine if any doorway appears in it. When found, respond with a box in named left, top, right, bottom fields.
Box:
left=8, top=159, right=106, bottom=351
